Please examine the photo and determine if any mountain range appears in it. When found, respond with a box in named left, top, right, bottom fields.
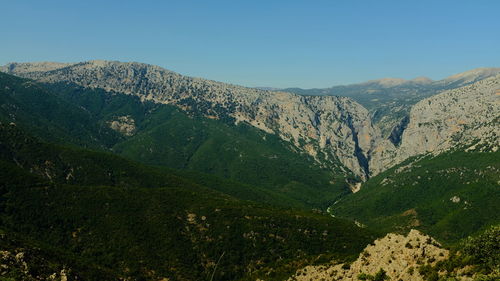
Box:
left=0, top=61, right=498, bottom=280
left=3, top=61, right=499, bottom=179
left=282, top=67, right=500, bottom=137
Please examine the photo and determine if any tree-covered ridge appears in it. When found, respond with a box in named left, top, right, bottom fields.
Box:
left=0, top=119, right=330, bottom=210
left=110, top=106, right=351, bottom=209
left=330, top=151, right=500, bottom=244
left=0, top=72, right=122, bottom=148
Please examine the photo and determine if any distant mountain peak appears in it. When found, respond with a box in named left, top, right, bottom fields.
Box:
left=410, top=76, right=433, bottom=84
left=361, top=76, right=433, bottom=87
left=254, top=87, right=282, bottom=91
left=363, top=77, right=407, bottom=87
left=443, top=67, right=500, bottom=83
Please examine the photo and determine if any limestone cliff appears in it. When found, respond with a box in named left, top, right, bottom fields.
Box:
left=3, top=60, right=378, bottom=179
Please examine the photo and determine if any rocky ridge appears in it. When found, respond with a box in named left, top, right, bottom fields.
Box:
left=288, top=229, right=450, bottom=281
left=2, top=61, right=499, bottom=180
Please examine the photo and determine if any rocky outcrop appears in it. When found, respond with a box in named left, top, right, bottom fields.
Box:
left=3, top=60, right=379, bottom=179
left=289, top=229, right=449, bottom=281
left=108, top=115, right=136, bottom=136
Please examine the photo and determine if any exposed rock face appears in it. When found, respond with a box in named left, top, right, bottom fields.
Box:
left=370, top=75, right=500, bottom=175
left=3, top=60, right=378, bottom=179
left=3, top=61, right=499, bottom=180
left=108, top=115, right=136, bottom=136
left=289, top=229, right=449, bottom=281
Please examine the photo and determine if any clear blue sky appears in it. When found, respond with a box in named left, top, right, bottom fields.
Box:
left=1, top=0, right=499, bottom=88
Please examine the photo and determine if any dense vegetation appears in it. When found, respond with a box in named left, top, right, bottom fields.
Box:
left=331, top=151, right=500, bottom=244
left=0, top=73, right=380, bottom=280
left=357, top=268, right=390, bottom=281
left=0, top=225, right=113, bottom=280
left=0, top=121, right=300, bottom=208
left=112, top=109, right=349, bottom=208
left=0, top=123, right=376, bottom=280
left=1, top=70, right=498, bottom=280
left=0, top=72, right=121, bottom=148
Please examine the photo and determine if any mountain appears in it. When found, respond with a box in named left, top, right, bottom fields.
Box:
left=0, top=61, right=499, bottom=280
left=441, top=67, right=500, bottom=85
left=2, top=61, right=377, bottom=179
left=3, top=62, right=499, bottom=181
left=4, top=61, right=499, bottom=182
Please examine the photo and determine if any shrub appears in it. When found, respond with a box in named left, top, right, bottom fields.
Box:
left=342, top=263, right=351, bottom=270
left=373, top=268, right=390, bottom=281
left=357, top=268, right=390, bottom=281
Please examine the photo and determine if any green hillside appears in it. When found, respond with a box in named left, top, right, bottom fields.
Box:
left=0, top=224, right=116, bottom=280
left=112, top=109, right=349, bottom=208
left=330, top=151, right=500, bottom=244
left=2, top=70, right=498, bottom=280
left=39, top=81, right=354, bottom=208
left=0, top=72, right=121, bottom=148
left=0, top=123, right=376, bottom=281
left=0, top=120, right=313, bottom=209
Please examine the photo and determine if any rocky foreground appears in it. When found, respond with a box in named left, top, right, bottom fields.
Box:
left=288, top=229, right=450, bottom=281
